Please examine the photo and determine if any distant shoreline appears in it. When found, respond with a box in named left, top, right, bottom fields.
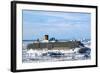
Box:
left=22, top=39, right=91, bottom=41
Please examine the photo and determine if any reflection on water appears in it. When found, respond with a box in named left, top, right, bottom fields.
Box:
left=22, top=41, right=91, bottom=63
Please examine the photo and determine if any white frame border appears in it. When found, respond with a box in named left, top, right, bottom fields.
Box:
left=16, top=3, right=96, bottom=70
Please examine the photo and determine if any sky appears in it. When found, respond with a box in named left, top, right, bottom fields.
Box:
left=22, top=10, right=91, bottom=40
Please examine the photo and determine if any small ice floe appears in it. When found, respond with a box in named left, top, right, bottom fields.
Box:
left=26, top=49, right=42, bottom=59
left=73, top=48, right=81, bottom=53
left=27, top=49, right=35, bottom=53
left=84, top=44, right=91, bottom=48
left=27, top=49, right=36, bottom=59
left=74, top=53, right=85, bottom=60
left=42, top=51, right=64, bottom=57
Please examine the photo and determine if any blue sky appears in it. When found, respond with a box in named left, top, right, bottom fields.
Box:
left=22, top=10, right=91, bottom=40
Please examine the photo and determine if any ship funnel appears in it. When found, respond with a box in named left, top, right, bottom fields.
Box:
left=44, top=35, right=48, bottom=40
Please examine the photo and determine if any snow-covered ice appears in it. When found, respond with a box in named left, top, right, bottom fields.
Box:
left=22, top=41, right=91, bottom=63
